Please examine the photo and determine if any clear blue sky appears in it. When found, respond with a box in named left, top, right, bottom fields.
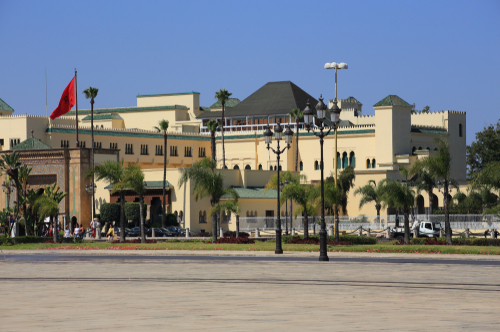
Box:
left=1, top=0, right=499, bottom=145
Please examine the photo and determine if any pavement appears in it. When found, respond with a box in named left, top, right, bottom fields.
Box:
left=1, top=250, right=500, bottom=331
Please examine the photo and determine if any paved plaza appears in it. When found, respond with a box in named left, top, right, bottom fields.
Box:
left=1, top=251, right=500, bottom=331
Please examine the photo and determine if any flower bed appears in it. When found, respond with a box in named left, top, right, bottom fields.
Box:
left=287, top=236, right=352, bottom=245
left=111, top=239, right=157, bottom=244
left=223, top=231, right=250, bottom=238
left=206, top=237, right=255, bottom=244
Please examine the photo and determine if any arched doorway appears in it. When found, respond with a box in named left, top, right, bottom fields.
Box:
left=432, top=194, right=439, bottom=211
left=417, top=195, right=424, bottom=214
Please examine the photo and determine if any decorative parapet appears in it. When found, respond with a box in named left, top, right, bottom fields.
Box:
left=411, top=110, right=466, bottom=115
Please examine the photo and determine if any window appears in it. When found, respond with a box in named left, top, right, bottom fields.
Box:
left=94, top=142, right=102, bottom=149
left=110, top=143, right=118, bottom=149
left=315, top=161, right=319, bottom=170
left=170, top=146, right=178, bottom=156
left=155, top=145, right=163, bottom=156
left=371, top=159, right=376, bottom=168
left=125, top=144, right=134, bottom=155
left=258, top=164, right=263, bottom=170
left=184, top=146, right=192, bottom=157
left=412, top=146, right=416, bottom=155
left=349, top=152, right=356, bottom=168
left=61, top=140, right=69, bottom=148
left=199, top=211, right=207, bottom=223
left=278, top=165, right=282, bottom=171
left=300, top=161, right=303, bottom=171
left=10, top=138, right=20, bottom=148
left=342, top=152, right=348, bottom=168
left=366, top=159, right=371, bottom=169
left=459, top=123, right=463, bottom=137
left=418, top=146, right=422, bottom=150
left=336, top=152, right=341, bottom=169
left=78, top=141, right=86, bottom=148
left=198, top=147, right=206, bottom=157
left=245, top=165, right=251, bottom=170
left=233, top=165, right=239, bottom=170
left=140, top=144, right=149, bottom=155
left=269, top=166, right=273, bottom=171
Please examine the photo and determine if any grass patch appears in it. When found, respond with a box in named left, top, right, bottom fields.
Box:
left=1, top=241, right=500, bottom=255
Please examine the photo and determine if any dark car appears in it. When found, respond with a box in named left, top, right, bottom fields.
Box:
left=125, top=228, right=140, bottom=237
left=166, top=226, right=186, bottom=237
left=147, top=228, right=173, bottom=237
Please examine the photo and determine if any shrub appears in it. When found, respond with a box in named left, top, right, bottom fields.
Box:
left=223, top=231, right=250, bottom=238
left=124, top=203, right=147, bottom=225
left=165, top=213, right=179, bottom=227
left=286, top=236, right=352, bottom=245
left=100, top=203, right=121, bottom=225
left=452, top=238, right=500, bottom=246
left=0, top=236, right=85, bottom=245
left=282, top=235, right=377, bottom=245
left=206, top=237, right=255, bottom=244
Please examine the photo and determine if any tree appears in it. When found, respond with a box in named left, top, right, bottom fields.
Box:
left=209, top=197, right=240, bottom=237
left=154, top=119, right=170, bottom=228
left=34, top=183, right=67, bottom=242
left=353, top=180, right=383, bottom=221
left=409, top=166, right=437, bottom=215
left=86, top=160, right=127, bottom=241
left=326, top=166, right=356, bottom=241
left=119, top=163, right=147, bottom=243
left=409, top=138, right=454, bottom=243
left=265, top=171, right=300, bottom=235
left=0, top=152, right=21, bottom=235
left=206, top=119, right=220, bottom=162
left=289, top=108, right=303, bottom=172
left=214, top=89, right=232, bottom=169
left=466, top=120, right=500, bottom=179
left=83, top=86, right=99, bottom=219
left=179, top=158, right=235, bottom=241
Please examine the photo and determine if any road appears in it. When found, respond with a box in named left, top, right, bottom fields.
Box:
left=1, top=251, right=499, bottom=331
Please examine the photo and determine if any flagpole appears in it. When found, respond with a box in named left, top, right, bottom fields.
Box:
left=45, top=68, right=48, bottom=117
left=75, top=69, right=79, bottom=148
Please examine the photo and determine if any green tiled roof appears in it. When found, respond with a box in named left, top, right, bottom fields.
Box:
left=222, top=187, right=278, bottom=200
left=12, top=137, right=52, bottom=151
left=200, top=107, right=211, bottom=112
left=215, top=128, right=375, bottom=141
left=46, top=127, right=210, bottom=141
left=0, top=98, right=14, bottom=112
left=104, top=180, right=173, bottom=190
left=82, top=114, right=123, bottom=121
left=209, top=98, right=241, bottom=109
left=411, top=127, right=448, bottom=135
left=344, top=96, right=361, bottom=104
left=66, top=105, right=188, bottom=115
left=373, top=95, right=412, bottom=107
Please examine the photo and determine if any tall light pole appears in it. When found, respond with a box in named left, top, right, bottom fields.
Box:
left=85, top=182, right=96, bottom=227
left=303, top=96, right=340, bottom=261
left=325, top=61, right=347, bottom=241
left=264, top=123, right=293, bottom=254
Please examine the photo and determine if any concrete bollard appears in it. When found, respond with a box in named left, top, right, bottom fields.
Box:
left=358, top=227, right=362, bottom=237
left=185, top=228, right=190, bottom=238
left=413, top=229, right=419, bottom=238
left=255, top=228, right=260, bottom=238
left=328, top=226, right=334, bottom=236
left=220, top=228, right=224, bottom=238
left=368, top=228, right=371, bottom=237
left=440, top=227, right=445, bottom=238
left=465, top=228, right=470, bottom=238
left=291, top=228, right=295, bottom=236
left=152, top=228, right=155, bottom=238
left=386, top=227, right=391, bottom=238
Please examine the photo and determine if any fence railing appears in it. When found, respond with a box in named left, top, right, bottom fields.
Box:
left=237, top=215, right=500, bottom=231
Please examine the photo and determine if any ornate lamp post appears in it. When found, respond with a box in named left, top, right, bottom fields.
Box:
left=303, top=96, right=341, bottom=261
left=85, top=182, right=97, bottom=223
left=264, top=123, right=294, bottom=254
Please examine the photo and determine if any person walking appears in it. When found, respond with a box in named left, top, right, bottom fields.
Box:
left=107, top=225, right=114, bottom=242
left=64, top=225, right=71, bottom=238
left=90, top=218, right=96, bottom=238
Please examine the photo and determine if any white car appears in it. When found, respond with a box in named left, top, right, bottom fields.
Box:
left=419, top=222, right=441, bottom=238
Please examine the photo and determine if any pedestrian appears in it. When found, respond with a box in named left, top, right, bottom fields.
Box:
left=90, top=218, right=96, bottom=238
left=107, top=225, right=114, bottom=241
left=64, top=225, right=71, bottom=238
left=72, top=224, right=80, bottom=238
left=96, top=218, right=101, bottom=239
left=395, top=215, right=400, bottom=228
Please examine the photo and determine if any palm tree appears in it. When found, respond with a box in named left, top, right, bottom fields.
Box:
left=265, top=171, right=300, bottom=235
left=214, top=89, right=232, bottom=169
left=154, top=119, right=170, bottom=228
left=83, top=86, right=99, bottom=220
left=353, top=180, right=383, bottom=222
left=209, top=198, right=240, bottom=237
left=414, top=138, right=455, bottom=244
left=410, top=164, right=437, bottom=215
left=119, top=163, right=147, bottom=243
left=206, top=119, right=220, bottom=162
left=17, top=165, right=32, bottom=235
left=86, top=160, right=127, bottom=242
left=34, top=183, right=67, bottom=242
left=179, top=158, right=236, bottom=242
left=289, top=108, right=303, bottom=172
left=0, top=152, right=21, bottom=234
left=326, top=166, right=356, bottom=241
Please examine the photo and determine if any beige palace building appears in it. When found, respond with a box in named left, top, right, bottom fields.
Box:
left=0, top=81, right=467, bottom=233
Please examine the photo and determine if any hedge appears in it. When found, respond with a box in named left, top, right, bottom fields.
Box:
left=282, top=235, right=377, bottom=245
left=411, top=237, right=500, bottom=246
left=165, top=213, right=179, bottom=227
left=0, top=236, right=84, bottom=245
left=100, top=203, right=121, bottom=225
left=124, top=203, right=147, bottom=225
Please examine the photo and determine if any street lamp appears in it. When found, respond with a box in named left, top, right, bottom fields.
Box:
left=85, top=182, right=97, bottom=223
left=264, top=123, right=293, bottom=254
left=324, top=62, right=348, bottom=101
left=303, top=96, right=340, bottom=261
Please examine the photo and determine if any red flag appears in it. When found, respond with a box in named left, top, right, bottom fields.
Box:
left=50, top=77, right=75, bottom=120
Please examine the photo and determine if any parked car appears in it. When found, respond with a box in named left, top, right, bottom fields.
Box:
left=166, top=226, right=186, bottom=237
left=146, top=228, right=174, bottom=237
left=125, top=228, right=140, bottom=237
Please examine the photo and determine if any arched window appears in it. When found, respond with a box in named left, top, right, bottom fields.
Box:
left=337, top=152, right=341, bottom=169
left=278, top=165, right=282, bottom=171
left=299, top=161, right=303, bottom=171
left=371, top=159, right=376, bottom=168
left=258, top=164, right=263, bottom=170
left=233, top=165, right=239, bottom=170
left=412, top=146, right=416, bottom=155
left=274, top=166, right=277, bottom=171
left=224, top=165, right=228, bottom=169
left=459, top=123, right=463, bottom=137
left=246, top=211, right=249, bottom=217
left=418, top=146, right=422, bottom=150
left=366, top=159, right=371, bottom=169
left=250, top=211, right=253, bottom=217
left=349, top=151, right=356, bottom=168
left=203, top=211, right=207, bottom=222
left=199, top=211, right=203, bottom=223
left=254, top=211, right=257, bottom=217
left=245, top=164, right=251, bottom=170
left=342, top=152, right=348, bottom=168
left=426, top=147, right=430, bottom=150
left=270, top=166, right=273, bottom=171
left=179, top=211, right=183, bottom=222
left=314, top=160, right=319, bottom=170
